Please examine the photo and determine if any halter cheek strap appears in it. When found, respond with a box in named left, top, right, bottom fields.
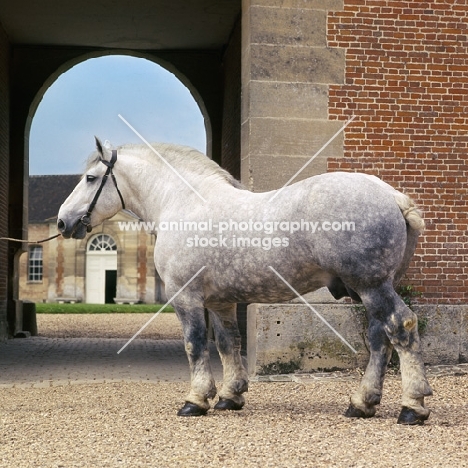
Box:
left=79, top=150, right=126, bottom=232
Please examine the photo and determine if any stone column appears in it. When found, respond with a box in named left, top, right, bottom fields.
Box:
left=241, top=0, right=348, bottom=372
left=241, top=0, right=345, bottom=191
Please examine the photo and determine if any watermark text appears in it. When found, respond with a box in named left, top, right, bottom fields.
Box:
left=117, top=218, right=356, bottom=235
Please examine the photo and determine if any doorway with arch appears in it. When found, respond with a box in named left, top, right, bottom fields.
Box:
left=85, top=234, right=118, bottom=304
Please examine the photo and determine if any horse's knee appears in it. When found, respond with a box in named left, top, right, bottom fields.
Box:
left=185, top=340, right=210, bottom=363
left=213, top=316, right=241, bottom=346
left=215, top=333, right=241, bottom=356
left=185, top=340, right=205, bottom=354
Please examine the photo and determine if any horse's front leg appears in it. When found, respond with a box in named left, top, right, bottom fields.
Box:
left=208, top=303, right=249, bottom=411
left=173, top=296, right=217, bottom=416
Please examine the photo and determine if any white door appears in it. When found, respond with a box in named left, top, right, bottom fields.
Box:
left=86, top=235, right=117, bottom=304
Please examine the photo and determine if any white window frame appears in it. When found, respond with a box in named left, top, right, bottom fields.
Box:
left=28, top=245, right=43, bottom=282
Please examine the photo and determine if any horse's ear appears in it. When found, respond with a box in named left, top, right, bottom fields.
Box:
left=95, top=137, right=112, bottom=160
left=95, top=136, right=104, bottom=156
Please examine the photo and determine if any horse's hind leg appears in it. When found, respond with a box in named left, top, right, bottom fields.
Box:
left=345, top=315, right=393, bottom=419
left=208, top=303, right=249, bottom=411
left=347, top=282, right=432, bottom=424
left=172, top=295, right=217, bottom=416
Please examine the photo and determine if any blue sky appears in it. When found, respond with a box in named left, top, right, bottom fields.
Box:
left=29, top=55, right=206, bottom=175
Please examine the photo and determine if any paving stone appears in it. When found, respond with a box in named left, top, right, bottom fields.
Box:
left=268, top=375, right=293, bottom=382
left=0, top=337, right=222, bottom=388
left=1, top=333, right=465, bottom=390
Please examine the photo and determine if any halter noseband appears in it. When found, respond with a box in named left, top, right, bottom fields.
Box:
left=79, top=150, right=126, bottom=232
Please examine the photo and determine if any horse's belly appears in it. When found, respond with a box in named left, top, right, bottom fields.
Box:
left=204, top=265, right=332, bottom=304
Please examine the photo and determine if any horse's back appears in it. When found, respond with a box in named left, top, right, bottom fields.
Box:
left=279, top=172, right=404, bottom=224
left=276, top=172, right=410, bottom=284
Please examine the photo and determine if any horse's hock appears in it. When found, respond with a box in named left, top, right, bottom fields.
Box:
left=246, top=289, right=468, bottom=375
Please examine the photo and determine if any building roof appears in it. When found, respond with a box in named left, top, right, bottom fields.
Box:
left=29, top=175, right=81, bottom=223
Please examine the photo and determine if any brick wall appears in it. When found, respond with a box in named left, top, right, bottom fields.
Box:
left=0, top=26, right=10, bottom=339
left=328, top=0, right=468, bottom=304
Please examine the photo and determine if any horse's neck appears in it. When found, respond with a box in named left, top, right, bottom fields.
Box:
left=116, top=157, right=162, bottom=222
left=117, top=154, right=233, bottom=222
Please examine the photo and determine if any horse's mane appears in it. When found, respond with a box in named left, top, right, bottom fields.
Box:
left=86, top=142, right=245, bottom=189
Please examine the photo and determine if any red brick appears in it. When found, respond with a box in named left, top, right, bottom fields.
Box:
left=328, top=1, right=468, bottom=304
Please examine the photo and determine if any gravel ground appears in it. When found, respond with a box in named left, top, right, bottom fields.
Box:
left=1, top=378, right=468, bottom=467
left=36, top=313, right=184, bottom=340
left=1, top=314, right=467, bottom=467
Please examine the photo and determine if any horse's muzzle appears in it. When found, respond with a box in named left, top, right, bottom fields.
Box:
left=57, top=217, right=90, bottom=239
left=57, top=219, right=66, bottom=232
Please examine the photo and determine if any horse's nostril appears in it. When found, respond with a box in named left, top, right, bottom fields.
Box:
left=57, top=219, right=65, bottom=231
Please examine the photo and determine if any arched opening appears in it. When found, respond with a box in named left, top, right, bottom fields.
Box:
left=2, top=0, right=243, bottom=337
left=20, top=51, right=211, bottom=303
left=28, top=52, right=209, bottom=176
left=19, top=53, right=208, bottom=306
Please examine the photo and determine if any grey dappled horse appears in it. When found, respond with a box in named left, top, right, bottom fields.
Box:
left=57, top=138, right=432, bottom=424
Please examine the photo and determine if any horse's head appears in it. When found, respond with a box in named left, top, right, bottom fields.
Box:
left=57, top=137, right=126, bottom=239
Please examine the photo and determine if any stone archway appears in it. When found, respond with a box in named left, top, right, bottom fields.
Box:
left=27, top=50, right=213, bottom=162
left=3, top=7, right=241, bottom=337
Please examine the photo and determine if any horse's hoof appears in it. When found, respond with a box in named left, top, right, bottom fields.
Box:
left=214, top=398, right=244, bottom=411
left=177, top=402, right=208, bottom=417
left=344, top=403, right=374, bottom=419
left=397, top=406, right=430, bottom=425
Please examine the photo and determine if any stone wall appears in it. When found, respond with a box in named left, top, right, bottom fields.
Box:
left=241, top=0, right=345, bottom=192
left=241, top=0, right=468, bottom=302
left=0, top=26, right=10, bottom=340
left=18, top=224, right=50, bottom=303
left=247, top=301, right=468, bottom=375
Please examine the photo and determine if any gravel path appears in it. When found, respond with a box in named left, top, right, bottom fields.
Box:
left=2, top=378, right=468, bottom=467
left=1, top=314, right=467, bottom=467
left=37, top=313, right=184, bottom=340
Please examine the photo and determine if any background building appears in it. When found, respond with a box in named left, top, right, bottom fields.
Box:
left=19, top=175, right=163, bottom=304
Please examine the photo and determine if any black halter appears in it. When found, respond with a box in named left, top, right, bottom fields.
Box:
left=79, top=150, right=126, bottom=232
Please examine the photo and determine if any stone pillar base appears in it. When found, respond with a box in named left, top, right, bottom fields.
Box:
left=247, top=302, right=468, bottom=376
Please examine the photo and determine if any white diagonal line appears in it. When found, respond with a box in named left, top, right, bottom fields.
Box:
left=118, top=114, right=207, bottom=203
left=268, top=266, right=357, bottom=354
left=268, top=115, right=356, bottom=202
left=117, top=266, right=206, bottom=354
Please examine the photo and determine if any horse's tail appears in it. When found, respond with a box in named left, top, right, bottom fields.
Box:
left=392, top=191, right=424, bottom=287
left=393, top=192, right=425, bottom=232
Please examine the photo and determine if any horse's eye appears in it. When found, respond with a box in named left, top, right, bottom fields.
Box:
left=86, top=175, right=97, bottom=183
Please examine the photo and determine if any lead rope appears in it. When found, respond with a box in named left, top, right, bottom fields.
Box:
left=1, top=150, right=124, bottom=245
left=0, top=233, right=61, bottom=244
